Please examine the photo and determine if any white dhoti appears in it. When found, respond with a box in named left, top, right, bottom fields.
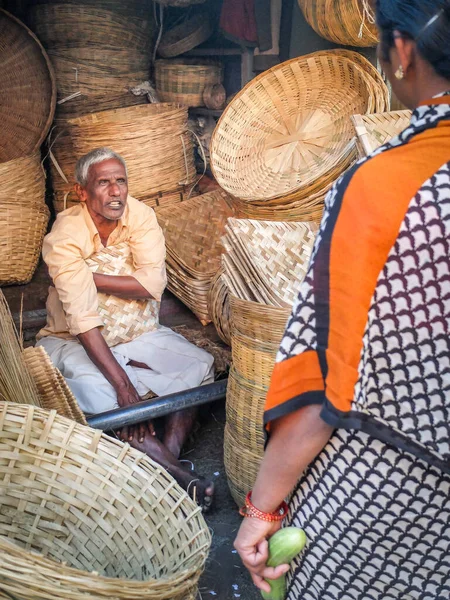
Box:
left=37, top=326, right=215, bottom=415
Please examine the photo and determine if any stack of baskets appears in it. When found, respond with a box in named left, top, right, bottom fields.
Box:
left=208, top=270, right=231, bottom=346
left=298, top=0, right=378, bottom=47
left=68, top=103, right=197, bottom=204
left=224, top=296, right=290, bottom=506
left=211, top=50, right=388, bottom=222
left=0, top=10, right=55, bottom=285
left=352, top=109, right=412, bottom=157
left=156, top=190, right=235, bottom=324
left=28, top=0, right=155, bottom=213
left=0, top=401, right=211, bottom=600
left=221, top=219, right=317, bottom=504
left=158, top=12, right=213, bottom=58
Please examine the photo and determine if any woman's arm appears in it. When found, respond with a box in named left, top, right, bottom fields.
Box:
left=234, top=404, right=333, bottom=592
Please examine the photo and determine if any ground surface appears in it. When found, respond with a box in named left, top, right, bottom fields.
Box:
left=1, top=262, right=261, bottom=600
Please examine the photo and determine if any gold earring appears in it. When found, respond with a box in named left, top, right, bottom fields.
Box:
left=395, top=65, right=404, bottom=80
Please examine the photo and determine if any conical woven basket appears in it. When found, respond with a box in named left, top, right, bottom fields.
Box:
left=0, top=153, right=49, bottom=286
left=352, top=109, right=412, bottom=157
left=224, top=423, right=262, bottom=507
left=156, top=190, right=235, bottom=324
left=68, top=103, right=196, bottom=201
left=85, top=243, right=160, bottom=347
left=210, top=52, right=374, bottom=203
left=208, top=271, right=231, bottom=346
left=23, top=345, right=87, bottom=425
left=298, top=0, right=378, bottom=47
left=0, top=9, right=56, bottom=162
left=0, top=401, right=210, bottom=600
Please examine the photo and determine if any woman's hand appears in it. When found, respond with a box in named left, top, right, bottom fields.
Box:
left=234, top=517, right=289, bottom=593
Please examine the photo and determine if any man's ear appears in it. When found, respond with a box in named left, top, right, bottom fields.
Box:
left=74, top=183, right=87, bottom=202
left=393, top=31, right=416, bottom=76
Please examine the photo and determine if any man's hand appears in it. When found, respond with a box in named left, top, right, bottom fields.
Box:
left=114, top=379, right=156, bottom=442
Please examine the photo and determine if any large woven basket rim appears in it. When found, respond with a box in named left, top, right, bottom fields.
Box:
left=68, top=102, right=187, bottom=126
left=1, top=9, right=56, bottom=155
left=0, top=401, right=211, bottom=590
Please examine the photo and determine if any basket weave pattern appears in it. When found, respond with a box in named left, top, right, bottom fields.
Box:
left=0, top=153, right=50, bottom=286
left=155, top=60, right=223, bottom=107
left=156, top=190, right=235, bottom=324
left=85, top=243, right=160, bottom=347
left=0, top=402, right=210, bottom=600
left=69, top=103, right=196, bottom=202
left=352, top=110, right=412, bottom=157
left=298, top=0, right=378, bottom=47
left=158, top=13, right=213, bottom=58
left=0, top=9, right=56, bottom=162
left=207, top=271, right=231, bottom=346
left=23, top=345, right=87, bottom=425
left=224, top=297, right=290, bottom=506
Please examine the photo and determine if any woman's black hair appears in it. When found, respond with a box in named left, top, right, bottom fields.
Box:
left=376, top=0, right=450, bottom=80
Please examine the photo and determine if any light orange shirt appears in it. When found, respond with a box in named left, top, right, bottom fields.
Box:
left=38, top=195, right=167, bottom=339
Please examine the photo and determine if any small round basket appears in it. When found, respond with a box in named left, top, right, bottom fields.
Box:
left=0, top=9, right=56, bottom=162
left=0, top=402, right=211, bottom=600
left=155, top=59, right=223, bottom=107
left=158, top=13, right=213, bottom=58
left=210, top=52, right=373, bottom=202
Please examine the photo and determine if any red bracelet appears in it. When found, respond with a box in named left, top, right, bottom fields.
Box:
left=239, top=491, right=288, bottom=522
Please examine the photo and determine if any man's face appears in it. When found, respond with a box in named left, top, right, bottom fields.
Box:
left=78, top=158, right=128, bottom=222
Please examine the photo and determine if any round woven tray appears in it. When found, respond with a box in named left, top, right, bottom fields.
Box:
left=68, top=103, right=196, bottom=201
left=210, top=52, right=373, bottom=203
left=0, top=9, right=56, bottom=162
left=0, top=153, right=49, bottom=286
left=298, top=0, right=378, bottom=47
left=352, top=109, right=412, bottom=158
left=0, top=401, right=210, bottom=600
left=158, top=13, right=213, bottom=58
left=155, top=59, right=223, bottom=107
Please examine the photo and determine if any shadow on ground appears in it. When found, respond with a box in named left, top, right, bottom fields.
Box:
left=183, top=401, right=260, bottom=600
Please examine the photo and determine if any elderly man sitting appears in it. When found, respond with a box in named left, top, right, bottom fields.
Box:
left=37, top=147, right=215, bottom=510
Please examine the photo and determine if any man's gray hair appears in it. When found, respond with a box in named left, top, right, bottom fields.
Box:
left=75, top=147, right=128, bottom=186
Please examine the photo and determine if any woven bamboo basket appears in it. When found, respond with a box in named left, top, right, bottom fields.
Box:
left=222, top=219, right=317, bottom=307
left=155, top=59, right=223, bottom=107
left=208, top=271, right=231, bottom=346
left=158, top=13, right=213, bottom=58
left=298, top=0, right=378, bottom=47
left=31, top=0, right=151, bottom=18
left=29, top=4, right=152, bottom=51
left=352, top=110, right=412, bottom=157
left=154, top=0, right=206, bottom=6
left=0, top=153, right=50, bottom=286
left=210, top=52, right=373, bottom=203
left=0, top=9, right=56, bottom=163
left=68, top=103, right=197, bottom=201
left=156, top=190, right=235, bottom=324
left=224, top=423, right=263, bottom=507
left=0, top=401, right=211, bottom=600
left=86, top=243, right=160, bottom=347
left=223, top=295, right=290, bottom=505
left=23, top=345, right=87, bottom=425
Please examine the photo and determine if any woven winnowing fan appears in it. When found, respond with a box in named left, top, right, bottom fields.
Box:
left=352, top=110, right=412, bottom=157
left=222, top=219, right=318, bottom=308
left=85, top=243, right=159, bottom=347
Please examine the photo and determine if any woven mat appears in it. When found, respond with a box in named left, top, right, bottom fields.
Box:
left=222, top=219, right=317, bottom=308
left=85, top=243, right=159, bottom=346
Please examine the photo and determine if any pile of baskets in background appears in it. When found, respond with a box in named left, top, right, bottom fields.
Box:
left=0, top=9, right=55, bottom=286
